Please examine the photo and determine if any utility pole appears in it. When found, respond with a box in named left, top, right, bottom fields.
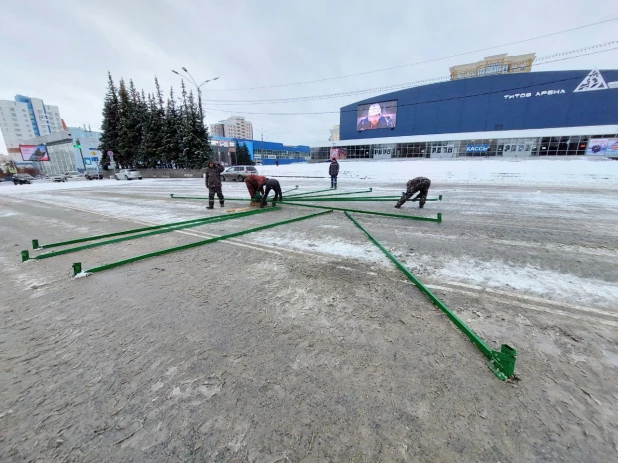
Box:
left=172, top=68, right=219, bottom=123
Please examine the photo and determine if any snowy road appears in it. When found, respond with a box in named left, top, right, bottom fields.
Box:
left=1, top=158, right=617, bottom=462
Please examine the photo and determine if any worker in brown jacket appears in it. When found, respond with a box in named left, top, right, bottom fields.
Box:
left=244, top=174, right=268, bottom=200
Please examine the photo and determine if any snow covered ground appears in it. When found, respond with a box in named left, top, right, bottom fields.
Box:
left=2, top=157, right=618, bottom=195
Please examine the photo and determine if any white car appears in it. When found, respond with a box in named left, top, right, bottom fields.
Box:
left=114, top=169, right=143, bottom=180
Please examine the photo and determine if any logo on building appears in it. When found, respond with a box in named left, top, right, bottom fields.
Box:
left=466, top=144, right=490, bottom=153
left=573, top=69, right=608, bottom=92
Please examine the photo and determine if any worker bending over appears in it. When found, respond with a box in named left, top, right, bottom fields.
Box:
left=260, top=178, right=282, bottom=207
left=395, top=177, right=431, bottom=209
left=244, top=174, right=268, bottom=200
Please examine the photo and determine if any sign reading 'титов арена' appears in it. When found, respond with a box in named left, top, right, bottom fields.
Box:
left=503, top=89, right=566, bottom=99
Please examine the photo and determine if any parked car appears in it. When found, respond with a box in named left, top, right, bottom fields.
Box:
left=85, top=171, right=104, bottom=180
left=12, top=174, right=36, bottom=185
left=220, top=165, right=258, bottom=182
left=63, top=171, right=83, bottom=179
left=50, top=173, right=67, bottom=182
left=114, top=169, right=143, bottom=180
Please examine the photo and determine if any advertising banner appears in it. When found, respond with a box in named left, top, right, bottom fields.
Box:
left=356, top=100, right=397, bottom=131
left=585, top=138, right=618, bottom=155
left=19, top=144, right=50, bottom=161
left=330, top=148, right=347, bottom=160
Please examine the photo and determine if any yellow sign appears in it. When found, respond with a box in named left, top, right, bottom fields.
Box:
left=8, top=166, right=17, bottom=174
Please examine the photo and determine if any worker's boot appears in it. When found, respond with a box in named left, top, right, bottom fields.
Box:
left=207, top=201, right=214, bottom=209
left=394, top=203, right=402, bottom=209
left=220, top=199, right=225, bottom=207
left=419, top=199, right=425, bottom=209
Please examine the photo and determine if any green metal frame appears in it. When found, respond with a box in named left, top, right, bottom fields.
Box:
left=285, top=196, right=443, bottom=202
left=345, top=211, right=516, bottom=380
left=73, top=210, right=333, bottom=277
left=22, top=208, right=279, bottom=262
left=285, top=188, right=338, bottom=198
left=289, top=188, right=373, bottom=198
left=282, top=185, right=299, bottom=194
left=281, top=201, right=442, bottom=222
left=31, top=209, right=266, bottom=251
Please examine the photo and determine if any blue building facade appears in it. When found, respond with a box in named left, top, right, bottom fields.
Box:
left=339, top=70, right=618, bottom=140
left=211, top=136, right=310, bottom=165
left=311, top=69, right=618, bottom=160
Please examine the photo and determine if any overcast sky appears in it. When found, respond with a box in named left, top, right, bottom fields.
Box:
left=1, top=0, right=616, bottom=155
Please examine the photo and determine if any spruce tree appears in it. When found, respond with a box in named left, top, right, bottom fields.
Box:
left=236, top=142, right=253, bottom=165
left=162, top=87, right=183, bottom=168
left=117, top=79, right=142, bottom=168
left=98, top=72, right=120, bottom=170
left=180, top=88, right=211, bottom=169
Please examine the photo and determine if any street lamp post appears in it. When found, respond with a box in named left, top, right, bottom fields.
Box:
left=172, top=68, right=219, bottom=123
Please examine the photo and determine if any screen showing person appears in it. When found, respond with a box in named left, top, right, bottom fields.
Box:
left=356, top=100, right=397, bottom=131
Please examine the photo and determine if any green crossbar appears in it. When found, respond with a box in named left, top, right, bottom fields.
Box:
left=73, top=210, right=333, bottom=277
left=25, top=208, right=279, bottom=261
left=286, top=196, right=442, bottom=202
left=285, top=188, right=336, bottom=198
left=31, top=209, right=264, bottom=250
left=289, top=188, right=373, bottom=198
left=281, top=201, right=442, bottom=222
left=282, top=185, right=299, bottom=194
left=344, top=211, right=516, bottom=381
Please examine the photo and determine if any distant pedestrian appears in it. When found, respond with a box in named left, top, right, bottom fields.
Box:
left=395, top=177, right=431, bottom=209
left=260, top=178, right=282, bottom=207
left=244, top=174, right=268, bottom=200
left=205, top=160, right=225, bottom=209
left=329, top=158, right=339, bottom=189
left=275, top=157, right=279, bottom=166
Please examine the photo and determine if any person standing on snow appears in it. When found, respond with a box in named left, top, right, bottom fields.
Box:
left=395, top=177, right=431, bottom=209
left=205, top=160, right=225, bottom=209
left=329, top=157, right=339, bottom=189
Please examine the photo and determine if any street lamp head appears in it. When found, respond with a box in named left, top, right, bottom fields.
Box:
left=172, top=70, right=179, bottom=75
left=213, top=77, right=220, bottom=81
left=182, top=67, right=188, bottom=72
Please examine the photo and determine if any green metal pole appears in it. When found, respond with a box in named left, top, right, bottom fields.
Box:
left=344, top=211, right=516, bottom=380
left=74, top=209, right=333, bottom=277
left=33, top=209, right=262, bottom=250
left=30, top=208, right=279, bottom=261
left=287, top=188, right=373, bottom=198
left=285, top=188, right=336, bottom=198
left=282, top=185, right=299, bottom=194
left=285, top=196, right=442, bottom=202
left=281, top=201, right=442, bottom=222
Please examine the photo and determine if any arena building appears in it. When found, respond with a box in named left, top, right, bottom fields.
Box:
left=311, top=69, right=618, bottom=161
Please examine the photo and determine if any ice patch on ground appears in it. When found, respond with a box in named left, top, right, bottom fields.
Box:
left=251, top=232, right=389, bottom=264
left=438, top=258, right=618, bottom=309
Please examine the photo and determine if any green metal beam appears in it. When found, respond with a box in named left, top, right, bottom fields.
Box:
left=281, top=201, right=442, bottom=222
left=344, top=211, right=516, bottom=381
left=27, top=208, right=279, bottom=261
left=285, top=188, right=337, bottom=198
left=288, top=188, right=373, bottom=198
left=282, top=185, right=299, bottom=194
left=32, top=210, right=262, bottom=250
left=285, top=196, right=443, bottom=202
left=73, top=210, right=333, bottom=277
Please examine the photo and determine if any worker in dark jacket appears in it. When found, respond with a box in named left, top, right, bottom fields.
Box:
left=329, top=158, right=339, bottom=189
left=395, top=177, right=431, bottom=209
left=244, top=174, right=268, bottom=200
left=260, top=178, right=282, bottom=207
left=205, top=160, right=225, bottom=209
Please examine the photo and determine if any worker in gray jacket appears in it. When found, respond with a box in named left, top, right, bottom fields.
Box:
left=205, top=160, right=225, bottom=209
